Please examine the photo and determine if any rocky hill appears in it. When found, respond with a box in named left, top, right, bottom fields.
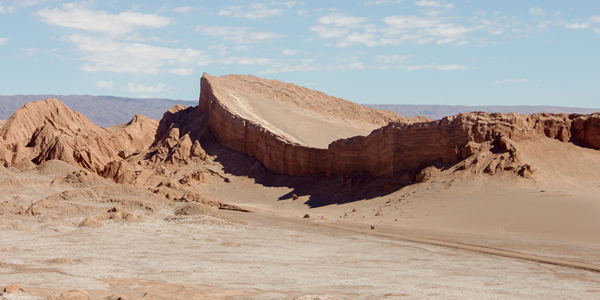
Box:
left=0, top=95, right=194, bottom=128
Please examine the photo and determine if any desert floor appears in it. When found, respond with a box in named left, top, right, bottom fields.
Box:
left=2, top=139, right=600, bottom=299
left=2, top=203, right=600, bottom=300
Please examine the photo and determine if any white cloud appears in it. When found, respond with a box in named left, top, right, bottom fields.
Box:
left=127, top=83, right=169, bottom=93
left=15, top=0, right=46, bottom=8
left=565, top=23, right=590, bottom=29
left=445, top=3, right=454, bottom=9
left=36, top=3, right=172, bottom=35
left=529, top=7, right=545, bottom=17
left=0, top=37, right=8, bottom=45
left=218, top=3, right=283, bottom=19
left=383, top=15, right=440, bottom=28
left=492, top=79, right=528, bottom=84
left=594, top=28, right=600, bottom=34
left=234, top=45, right=251, bottom=51
left=168, top=68, right=194, bottom=76
left=2, top=0, right=47, bottom=13
left=406, top=63, right=469, bottom=71
left=297, top=9, right=307, bottom=16
left=347, top=62, right=366, bottom=69
left=282, top=49, right=300, bottom=55
left=337, top=32, right=399, bottom=47
left=96, top=81, right=114, bottom=89
left=174, top=6, right=194, bottom=14
left=415, top=1, right=440, bottom=7
left=22, top=47, right=41, bottom=55
left=257, top=62, right=327, bottom=74
left=376, top=54, right=412, bottom=63
left=196, top=25, right=285, bottom=44
left=331, top=55, right=359, bottom=63
left=382, top=16, right=472, bottom=44
left=220, top=56, right=273, bottom=65
left=281, top=1, right=300, bottom=8
left=590, top=15, right=600, bottom=22
left=310, top=25, right=350, bottom=38
left=318, top=13, right=369, bottom=28
left=363, top=0, right=393, bottom=5
left=63, top=34, right=210, bottom=74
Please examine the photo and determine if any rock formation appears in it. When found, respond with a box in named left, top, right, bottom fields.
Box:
left=2, top=75, right=600, bottom=195
left=0, top=98, right=158, bottom=172
left=198, top=73, right=600, bottom=180
left=199, top=73, right=423, bottom=176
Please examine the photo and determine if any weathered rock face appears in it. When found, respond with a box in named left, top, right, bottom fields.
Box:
left=0, top=98, right=159, bottom=172
left=327, top=112, right=577, bottom=177
left=199, top=73, right=419, bottom=176
left=570, top=113, right=600, bottom=149
left=198, top=73, right=600, bottom=179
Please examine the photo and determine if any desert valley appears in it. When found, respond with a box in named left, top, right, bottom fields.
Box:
left=1, top=73, right=600, bottom=299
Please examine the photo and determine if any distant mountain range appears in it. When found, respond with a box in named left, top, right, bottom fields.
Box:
left=0, top=95, right=598, bottom=127
left=0, top=95, right=195, bottom=128
left=364, top=104, right=599, bottom=120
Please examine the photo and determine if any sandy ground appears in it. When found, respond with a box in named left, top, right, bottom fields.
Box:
left=2, top=210, right=600, bottom=300
left=3, top=133, right=600, bottom=299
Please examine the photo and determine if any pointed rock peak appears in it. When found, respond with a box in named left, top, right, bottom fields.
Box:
left=0, top=98, right=102, bottom=145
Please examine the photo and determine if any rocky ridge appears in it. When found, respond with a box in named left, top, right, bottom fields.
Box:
left=0, top=98, right=158, bottom=172
left=2, top=74, right=600, bottom=202
left=199, top=73, right=600, bottom=182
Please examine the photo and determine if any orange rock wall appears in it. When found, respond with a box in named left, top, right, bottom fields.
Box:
left=200, top=75, right=599, bottom=178
left=200, top=76, right=328, bottom=176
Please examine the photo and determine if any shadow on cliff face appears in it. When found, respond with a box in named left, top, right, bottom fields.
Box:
left=158, top=105, right=452, bottom=208
left=201, top=134, right=434, bottom=208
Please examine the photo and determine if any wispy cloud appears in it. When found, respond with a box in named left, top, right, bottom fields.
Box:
left=492, top=79, right=528, bottom=84
left=218, top=3, right=283, bottom=19
left=376, top=54, right=412, bottom=63
left=174, top=6, right=194, bottom=14
left=415, top=1, right=440, bottom=8
left=127, top=83, right=170, bottom=93
left=35, top=3, right=172, bottom=35
left=63, top=34, right=210, bottom=74
left=96, top=81, right=114, bottom=89
left=0, top=37, right=8, bottom=45
left=318, top=13, right=369, bottom=28
left=219, top=56, right=273, bottom=65
left=257, top=62, right=328, bottom=74
left=529, top=7, right=545, bottom=17
left=406, top=63, right=470, bottom=71
left=282, top=49, right=300, bottom=55
left=168, top=68, right=194, bottom=76
left=196, top=25, right=285, bottom=44
left=565, top=22, right=590, bottom=29
left=362, top=0, right=401, bottom=6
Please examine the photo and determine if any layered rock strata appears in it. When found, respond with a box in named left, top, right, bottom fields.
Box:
left=199, top=73, right=600, bottom=178
left=199, top=73, right=421, bottom=176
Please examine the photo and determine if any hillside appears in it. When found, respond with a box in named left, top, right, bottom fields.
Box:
left=0, top=95, right=194, bottom=128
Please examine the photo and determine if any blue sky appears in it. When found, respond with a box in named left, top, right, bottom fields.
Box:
left=0, top=0, right=599, bottom=108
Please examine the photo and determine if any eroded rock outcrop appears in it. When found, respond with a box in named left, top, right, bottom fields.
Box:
left=0, top=98, right=159, bottom=172
left=199, top=73, right=600, bottom=179
left=199, top=73, right=422, bottom=176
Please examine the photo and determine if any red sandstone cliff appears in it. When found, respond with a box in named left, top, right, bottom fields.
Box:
left=199, top=73, right=600, bottom=179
